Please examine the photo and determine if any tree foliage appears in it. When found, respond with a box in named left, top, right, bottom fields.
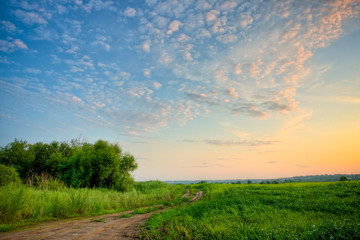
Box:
left=339, top=176, right=348, bottom=181
left=0, top=139, right=137, bottom=191
left=0, top=163, right=21, bottom=186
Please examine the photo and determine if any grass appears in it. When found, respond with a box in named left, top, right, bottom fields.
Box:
left=115, top=206, right=165, bottom=219
left=0, top=180, right=180, bottom=232
left=90, top=218, right=106, bottom=223
left=141, top=181, right=360, bottom=239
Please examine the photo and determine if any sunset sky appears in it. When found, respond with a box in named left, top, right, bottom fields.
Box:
left=1, top=0, right=359, bottom=181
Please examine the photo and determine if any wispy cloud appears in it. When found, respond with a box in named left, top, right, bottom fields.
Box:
left=203, top=139, right=277, bottom=147
left=82, top=0, right=117, bottom=13
left=25, top=68, right=41, bottom=74
left=0, top=39, right=28, bottom=53
left=0, top=21, right=18, bottom=34
left=14, top=10, right=47, bottom=25
left=182, top=139, right=277, bottom=147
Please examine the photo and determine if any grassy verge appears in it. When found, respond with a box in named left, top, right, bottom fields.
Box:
left=0, top=180, right=180, bottom=232
left=141, top=181, right=360, bottom=239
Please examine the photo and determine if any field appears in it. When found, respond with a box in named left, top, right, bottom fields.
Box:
left=0, top=180, right=182, bottom=232
left=1, top=180, right=359, bottom=239
left=141, top=181, right=360, bottom=239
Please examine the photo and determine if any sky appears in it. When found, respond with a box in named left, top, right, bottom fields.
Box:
left=0, top=0, right=359, bottom=181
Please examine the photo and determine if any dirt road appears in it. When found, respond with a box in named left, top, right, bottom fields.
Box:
left=0, top=207, right=167, bottom=240
left=0, top=190, right=202, bottom=240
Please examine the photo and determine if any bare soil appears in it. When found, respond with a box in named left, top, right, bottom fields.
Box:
left=181, top=188, right=190, bottom=198
left=0, top=190, right=202, bottom=240
left=188, top=190, right=203, bottom=203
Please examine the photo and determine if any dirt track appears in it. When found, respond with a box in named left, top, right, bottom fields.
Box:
left=0, top=208, right=163, bottom=240
left=0, top=190, right=202, bottom=240
left=189, top=190, right=203, bottom=203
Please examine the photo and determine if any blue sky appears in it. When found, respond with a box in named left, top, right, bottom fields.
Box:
left=1, top=0, right=360, bottom=181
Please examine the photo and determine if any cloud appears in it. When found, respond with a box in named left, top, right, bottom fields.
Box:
left=2, top=0, right=359, bottom=139
left=196, top=28, right=211, bottom=38
left=25, top=68, right=41, bottom=74
left=83, top=0, right=117, bottom=13
left=92, top=36, right=111, bottom=51
left=124, top=7, right=136, bottom=17
left=206, top=10, right=219, bottom=22
left=143, top=69, right=151, bottom=77
left=102, top=107, right=169, bottom=133
left=0, top=39, right=28, bottom=53
left=65, top=46, right=80, bottom=54
left=14, top=10, right=47, bottom=25
left=152, top=81, right=162, bottom=89
left=167, top=20, right=183, bottom=34
left=145, top=0, right=157, bottom=7
left=220, top=1, right=237, bottom=11
left=267, top=161, right=278, bottom=164
left=153, top=16, right=169, bottom=29
left=142, top=40, right=151, bottom=52
left=203, top=139, right=277, bottom=147
left=231, top=105, right=269, bottom=119
left=186, top=92, right=208, bottom=100
left=0, top=21, right=17, bottom=33
left=239, top=13, right=253, bottom=28
left=226, top=87, right=238, bottom=99
left=158, top=50, right=172, bottom=64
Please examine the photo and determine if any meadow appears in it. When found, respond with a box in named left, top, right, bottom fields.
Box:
left=141, top=181, right=360, bottom=239
left=0, top=180, right=182, bottom=232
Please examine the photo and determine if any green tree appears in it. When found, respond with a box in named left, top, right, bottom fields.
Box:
left=0, top=163, right=21, bottom=186
left=0, top=139, right=34, bottom=179
left=29, top=142, right=49, bottom=175
left=60, top=140, right=137, bottom=191
left=1, top=139, right=137, bottom=191
left=339, top=176, right=348, bottom=181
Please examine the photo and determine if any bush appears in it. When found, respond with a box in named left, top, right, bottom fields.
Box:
left=0, top=164, right=21, bottom=186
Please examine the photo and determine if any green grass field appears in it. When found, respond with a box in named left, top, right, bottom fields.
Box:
left=0, top=180, right=182, bottom=232
left=141, top=181, right=360, bottom=239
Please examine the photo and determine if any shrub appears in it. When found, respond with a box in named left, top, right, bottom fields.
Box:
left=0, top=164, right=21, bottom=186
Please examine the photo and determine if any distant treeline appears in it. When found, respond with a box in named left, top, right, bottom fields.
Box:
left=0, top=139, right=137, bottom=191
left=166, top=174, right=360, bottom=185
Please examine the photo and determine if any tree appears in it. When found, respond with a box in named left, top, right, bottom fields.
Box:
left=0, top=139, right=34, bottom=179
left=0, top=163, right=21, bottom=186
left=60, top=140, right=137, bottom=191
left=247, top=180, right=252, bottom=184
left=0, top=139, right=138, bottom=191
left=339, top=176, right=348, bottom=181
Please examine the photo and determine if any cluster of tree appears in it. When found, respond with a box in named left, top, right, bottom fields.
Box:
left=259, top=180, right=279, bottom=184
left=0, top=139, right=138, bottom=191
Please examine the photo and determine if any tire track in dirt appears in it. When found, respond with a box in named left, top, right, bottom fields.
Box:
left=0, top=190, right=202, bottom=240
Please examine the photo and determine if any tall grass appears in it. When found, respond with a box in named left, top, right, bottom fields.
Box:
left=142, top=181, right=360, bottom=239
left=0, top=180, right=179, bottom=231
